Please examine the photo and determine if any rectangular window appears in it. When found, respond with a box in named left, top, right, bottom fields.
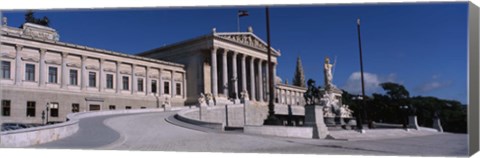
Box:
left=109, top=105, right=116, bottom=110
left=25, top=64, right=35, bottom=81
left=151, top=80, right=157, bottom=94
left=89, top=104, right=100, bottom=111
left=48, top=67, right=58, bottom=83
left=26, top=101, right=36, bottom=117
left=122, top=76, right=129, bottom=90
left=176, top=83, right=181, bottom=96
left=137, top=78, right=144, bottom=92
left=106, top=74, right=114, bottom=89
left=70, top=69, right=78, bottom=85
left=125, top=106, right=131, bottom=110
left=1, top=61, right=11, bottom=79
left=49, top=103, right=59, bottom=117
left=140, top=107, right=146, bottom=109
left=2, top=100, right=11, bottom=116
left=164, top=81, right=170, bottom=94
left=89, top=72, right=96, bottom=87
left=72, top=104, right=79, bottom=113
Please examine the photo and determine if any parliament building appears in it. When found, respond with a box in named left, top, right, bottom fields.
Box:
left=0, top=21, right=306, bottom=124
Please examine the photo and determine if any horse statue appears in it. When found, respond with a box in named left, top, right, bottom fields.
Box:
left=304, top=79, right=320, bottom=105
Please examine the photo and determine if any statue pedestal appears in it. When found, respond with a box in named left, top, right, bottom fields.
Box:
left=433, top=118, right=443, bottom=132
left=408, top=115, right=419, bottom=129
left=304, top=104, right=329, bottom=139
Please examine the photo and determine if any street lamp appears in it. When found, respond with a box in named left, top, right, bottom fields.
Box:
left=45, top=102, right=50, bottom=125
left=352, top=95, right=364, bottom=133
left=399, top=105, right=409, bottom=129
left=356, top=18, right=369, bottom=128
left=263, top=6, right=281, bottom=125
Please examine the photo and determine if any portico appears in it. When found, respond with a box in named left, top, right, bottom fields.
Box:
left=139, top=27, right=281, bottom=105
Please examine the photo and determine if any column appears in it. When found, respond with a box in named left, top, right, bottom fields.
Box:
left=146, top=66, right=150, bottom=95
left=159, top=68, right=163, bottom=96
left=211, top=47, right=218, bottom=97
left=257, top=59, right=263, bottom=102
left=14, top=45, right=23, bottom=85
left=81, top=55, right=87, bottom=91
left=171, top=71, right=175, bottom=98
left=232, top=52, right=238, bottom=100
left=183, top=72, right=187, bottom=99
left=273, top=63, right=277, bottom=86
left=39, top=49, right=46, bottom=87
left=99, top=59, right=105, bottom=92
left=61, top=52, right=68, bottom=88
left=131, top=64, right=136, bottom=94
left=249, top=57, right=256, bottom=101
left=265, top=61, right=269, bottom=101
left=222, top=50, right=228, bottom=97
left=277, top=89, right=281, bottom=104
left=115, top=61, right=121, bottom=93
left=241, top=55, right=247, bottom=92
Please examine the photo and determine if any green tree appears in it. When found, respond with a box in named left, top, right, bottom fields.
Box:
left=292, top=56, right=306, bottom=87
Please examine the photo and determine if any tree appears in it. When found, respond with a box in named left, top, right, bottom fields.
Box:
left=379, top=82, right=410, bottom=100
left=292, top=56, right=306, bottom=87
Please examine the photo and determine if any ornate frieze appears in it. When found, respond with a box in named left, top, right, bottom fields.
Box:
left=0, top=53, right=15, bottom=59
left=66, top=63, right=81, bottom=68
left=22, top=23, right=60, bottom=41
left=45, top=60, right=61, bottom=65
left=218, top=34, right=267, bottom=51
left=21, top=56, right=39, bottom=62
left=85, top=65, right=99, bottom=70
left=103, top=68, right=116, bottom=73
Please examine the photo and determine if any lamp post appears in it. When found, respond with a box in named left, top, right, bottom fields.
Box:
left=356, top=18, right=368, bottom=128
left=352, top=95, right=364, bottom=132
left=400, top=105, right=409, bottom=128
left=45, top=102, right=50, bottom=125
left=263, top=6, right=280, bottom=125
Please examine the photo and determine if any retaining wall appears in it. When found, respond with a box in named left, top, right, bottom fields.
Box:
left=0, top=108, right=170, bottom=148
left=244, top=125, right=314, bottom=139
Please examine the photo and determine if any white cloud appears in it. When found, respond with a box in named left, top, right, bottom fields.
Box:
left=414, top=80, right=452, bottom=93
left=342, top=72, right=384, bottom=95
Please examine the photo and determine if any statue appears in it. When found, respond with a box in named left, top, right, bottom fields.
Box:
left=198, top=93, right=206, bottom=106
left=339, top=104, right=353, bottom=118
left=240, top=90, right=249, bottom=100
left=304, top=79, right=319, bottom=105
left=205, top=92, right=214, bottom=106
left=324, top=57, right=334, bottom=90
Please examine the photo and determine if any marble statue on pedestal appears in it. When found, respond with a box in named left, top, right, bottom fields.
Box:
left=198, top=93, right=207, bottom=107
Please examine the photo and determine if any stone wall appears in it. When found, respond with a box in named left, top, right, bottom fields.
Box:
left=0, top=108, right=167, bottom=148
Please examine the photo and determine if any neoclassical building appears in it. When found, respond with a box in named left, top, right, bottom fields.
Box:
left=0, top=21, right=305, bottom=124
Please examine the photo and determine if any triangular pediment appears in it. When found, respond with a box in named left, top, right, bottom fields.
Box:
left=215, top=32, right=280, bottom=56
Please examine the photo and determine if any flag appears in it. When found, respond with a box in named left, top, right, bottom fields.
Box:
left=238, top=10, right=249, bottom=17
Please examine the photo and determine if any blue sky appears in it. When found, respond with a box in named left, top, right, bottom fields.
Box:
left=2, top=2, right=468, bottom=103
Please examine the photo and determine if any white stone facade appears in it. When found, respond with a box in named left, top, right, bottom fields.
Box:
left=0, top=23, right=307, bottom=124
left=0, top=23, right=186, bottom=124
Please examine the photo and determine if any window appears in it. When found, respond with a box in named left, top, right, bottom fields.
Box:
left=72, top=104, right=79, bottom=113
left=109, top=105, right=116, bottom=110
left=176, top=83, right=181, bottom=96
left=122, top=76, right=129, bottom=90
left=88, top=72, right=96, bottom=87
left=140, top=107, right=146, bottom=109
left=26, top=101, right=36, bottom=117
left=25, top=64, right=35, bottom=81
left=1, top=61, right=11, bottom=79
left=137, top=78, right=144, bottom=92
left=125, top=106, right=131, bottom=110
left=49, top=102, right=59, bottom=117
left=48, top=67, right=58, bottom=83
left=106, top=74, right=114, bottom=89
left=164, top=81, right=170, bottom=94
left=2, top=100, right=11, bottom=116
left=70, top=69, right=78, bottom=85
left=89, top=104, right=100, bottom=111
left=151, top=80, right=157, bottom=93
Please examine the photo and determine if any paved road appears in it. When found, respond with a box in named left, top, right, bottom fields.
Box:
left=32, top=112, right=468, bottom=156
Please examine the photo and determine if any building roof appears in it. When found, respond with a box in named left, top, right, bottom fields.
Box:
left=138, top=30, right=281, bottom=57
left=1, top=23, right=184, bottom=68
